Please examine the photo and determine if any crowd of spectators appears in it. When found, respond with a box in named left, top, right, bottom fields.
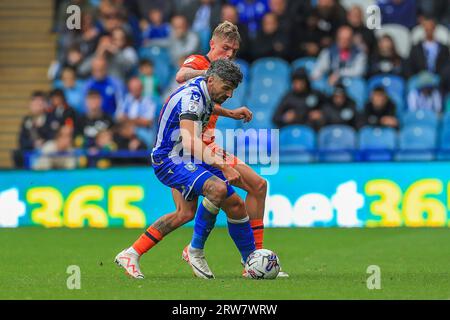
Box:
left=14, top=0, right=450, bottom=169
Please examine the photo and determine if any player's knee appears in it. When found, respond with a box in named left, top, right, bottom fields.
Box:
left=208, top=181, right=228, bottom=205
left=252, top=177, right=267, bottom=198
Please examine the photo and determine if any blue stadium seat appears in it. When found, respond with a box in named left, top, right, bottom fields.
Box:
left=445, top=93, right=450, bottom=113
left=396, top=125, right=437, bottom=161
left=250, top=57, right=290, bottom=82
left=437, top=127, right=450, bottom=160
left=359, top=126, right=397, bottom=161
left=442, top=111, right=450, bottom=129
left=341, top=77, right=368, bottom=110
left=279, top=125, right=316, bottom=162
left=249, top=75, right=289, bottom=101
left=368, top=74, right=405, bottom=97
left=402, top=109, right=439, bottom=128
left=246, top=89, right=284, bottom=113
left=138, top=46, right=174, bottom=88
left=242, top=110, right=274, bottom=129
left=235, top=58, right=250, bottom=81
left=318, top=125, right=356, bottom=162
left=291, top=57, right=316, bottom=76
left=407, top=73, right=440, bottom=93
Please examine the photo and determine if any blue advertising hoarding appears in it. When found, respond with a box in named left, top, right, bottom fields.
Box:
left=1, top=162, right=450, bottom=228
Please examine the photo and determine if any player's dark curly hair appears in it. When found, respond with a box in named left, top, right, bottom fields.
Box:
left=205, top=59, right=243, bottom=89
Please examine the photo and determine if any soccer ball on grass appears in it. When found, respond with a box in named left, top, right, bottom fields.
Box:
left=244, top=249, right=280, bottom=280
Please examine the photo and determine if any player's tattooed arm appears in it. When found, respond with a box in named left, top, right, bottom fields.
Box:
left=175, top=67, right=207, bottom=83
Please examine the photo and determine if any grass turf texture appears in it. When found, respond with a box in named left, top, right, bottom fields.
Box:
left=1, top=227, right=449, bottom=300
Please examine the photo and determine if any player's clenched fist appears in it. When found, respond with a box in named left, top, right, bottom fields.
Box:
left=231, top=107, right=253, bottom=123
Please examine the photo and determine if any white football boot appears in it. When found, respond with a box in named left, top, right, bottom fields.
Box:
left=182, top=245, right=215, bottom=279
left=114, top=249, right=145, bottom=279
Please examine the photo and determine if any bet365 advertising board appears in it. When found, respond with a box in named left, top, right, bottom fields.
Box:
left=1, top=162, right=450, bottom=228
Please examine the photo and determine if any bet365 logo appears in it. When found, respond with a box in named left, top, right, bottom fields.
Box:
left=0, top=188, right=26, bottom=227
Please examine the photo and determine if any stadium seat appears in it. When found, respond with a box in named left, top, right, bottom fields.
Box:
left=242, top=110, right=274, bottom=129
left=279, top=125, right=316, bottom=162
left=411, top=24, right=450, bottom=46
left=340, top=0, right=375, bottom=13
left=445, top=94, right=450, bottom=113
left=235, top=58, right=250, bottom=81
left=340, top=77, right=368, bottom=110
left=407, top=72, right=440, bottom=93
left=318, top=125, right=356, bottom=162
left=246, top=88, right=284, bottom=114
left=437, top=126, right=450, bottom=160
left=250, top=57, right=290, bottom=82
left=396, top=125, right=437, bottom=161
left=402, top=110, right=439, bottom=128
left=359, top=126, right=397, bottom=161
left=375, top=24, right=411, bottom=58
left=291, top=57, right=316, bottom=76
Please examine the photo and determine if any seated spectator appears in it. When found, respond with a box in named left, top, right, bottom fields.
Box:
left=362, top=87, right=399, bottom=129
left=14, top=91, right=58, bottom=168
left=168, top=15, right=200, bottom=66
left=378, top=0, right=417, bottom=29
left=59, top=67, right=84, bottom=113
left=220, top=4, right=251, bottom=61
left=323, top=84, right=360, bottom=129
left=369, top=34, right=406, bottom=77
left=75, top=90, right=115, bottom=149
left=83, top=56, right=124, bottom=115
left=61, top=45, right=91, bottom=79
left=309, top=0, right=347, bottom=48
left=311, top=25, right=367, bottom=86
left=47, top=89, right=77, bottom=129
left=268, top=0, right=294, bottom=36
left=116, top=77, right=157, bottom=148
left=290, top=11, right=324, bottom=58
left=138, top=59, right=160, bottom=98
left=407, top=71, right=443, bottom=113
left=347, top=5, right=377, bottom=54
left=85, top=129, right=118, bottom=169
left=113, top=121, right=147, bottom=151
left=141, top=7, right=171, bottom=47
left=33, top=126, right=77, bottom=171
left=250, top=12, right=289, bottom=61
left=229, top=0, right=270, bottom=39
left=407, top=15, right=450, bottom=78
left=95, top=26, right=139, bottom=82
left=272, top=68, right=326, bottom=129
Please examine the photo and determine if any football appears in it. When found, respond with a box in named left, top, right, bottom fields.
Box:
left=244, top=249, right=281, bottom=280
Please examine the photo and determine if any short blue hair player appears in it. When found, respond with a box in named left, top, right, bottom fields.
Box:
left=115, top=59, right=256, bottom=279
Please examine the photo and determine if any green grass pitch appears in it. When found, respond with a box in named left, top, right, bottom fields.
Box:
left=1, top=227, right=449, bottom=299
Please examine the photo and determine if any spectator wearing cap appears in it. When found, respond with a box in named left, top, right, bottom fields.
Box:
left=323, top=84, right=361, bottom=129
left=273, top=68, right=326, bottom=129
left=168, top=15, right=200, bottom=66
left=407, top=71, right=443, bottom=113
left=47, top=89, right=77, bottom=130
left=362, top=87, right=399, bottom=129
left=83, top=56, right=125, bottom=116
left=250, top=12, right=290, bottom=61
left=407, top=15, right=450, bottom=78
left=75, top=89, right=115, bottom=149
left=311, top=25, right=367, bottom=86
left=116, top=77, right=157, bottom=148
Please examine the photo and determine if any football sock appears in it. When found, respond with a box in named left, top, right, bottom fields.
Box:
left=250, top=219, right=264, bottom=249
left=227, top=216, right=256, bottom=263
left=132, top=226, right=163, bottom=256
left=190, top=198, right=219, bottom=250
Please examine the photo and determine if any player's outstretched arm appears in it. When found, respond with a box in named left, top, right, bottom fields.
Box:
left=214, top=105, right=253, bottom=123
left=175, top=67, right=207, bottom=84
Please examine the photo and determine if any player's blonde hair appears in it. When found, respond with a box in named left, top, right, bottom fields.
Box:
left=212, top=21, right=241, bottom=43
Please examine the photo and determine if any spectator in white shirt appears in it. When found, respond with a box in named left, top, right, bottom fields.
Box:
left=116, top=77, right=157, bottom=147
left=407, top=71, right=443, bottom=113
